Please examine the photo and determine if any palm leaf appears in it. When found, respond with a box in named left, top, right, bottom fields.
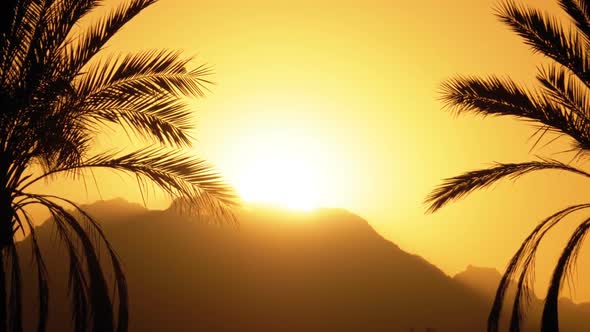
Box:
left=65, top=0, right=158, bottom=79
left=73, top=50, right=214, bottom=147
left=26, top=194, right=123, bottom=331
left=26, top=193, right=130, bottom=332
left=40, top=1, right=100, bottom=56
left=487, top=204, right=590, bottom=331
left=440, top=75, right=590, bottom=149
left=21, top=148, right=238, bottom=221
left=496, top=1, right=590, bottom=85
left=75, top=50, right=211, bottom=98
left=541, top=217, right=590, bottom=331
left=0, top=0, right=46, bottom=86
left=559, top=0, right=590, bottom=41
left=14, top=210, right=48, bottom=332
left=90, top=97, right=195, bottom=147
left=425, top=160, right=590, bottom=213
left=537, top=64, right=590, bottom=122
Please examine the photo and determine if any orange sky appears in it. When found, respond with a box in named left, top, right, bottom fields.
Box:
left=37, top=0, right=590, bottom=301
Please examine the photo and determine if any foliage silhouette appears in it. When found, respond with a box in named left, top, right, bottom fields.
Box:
left=426, top=0, right=590, bottom=331
left=0, top=1, right=238, bottom=331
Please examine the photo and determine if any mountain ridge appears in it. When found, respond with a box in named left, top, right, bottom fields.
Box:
left=17, top=198, right=590, bottom=331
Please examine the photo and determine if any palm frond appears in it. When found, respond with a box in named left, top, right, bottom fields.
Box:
left=41, top=1, right=100, bottom=56
left=12, top=194, right=129, bottom=332
left=440, top=75, right=590, bottom=149
left=76, top=50, right=212, bottom=98
left=559, top=0, right=590, bottom=41
left=496, top=1, right=590, bottom=84
left=425, top=160, right=590, bottom=213
left=0, top=0, right=20, bottom=70
left=541, top=217, right=590, bottom=331
left=72, top=50, right=214, bottom=147
left=17, top=0, right=60, bottom=91
left=90, top=97, right=194, bottom=147
left=0, top=0, right=46, bottom=86
left=34, top=112, right=93, bottom=173
left=537, top=64, right=590, bottom=122
left=8, top=1, right=101, bottom=98
left=65, top=0, right=158, bottom=79
left=486, top=204, right=590, bottom=331
left=440, top=75, right=539, bottom=117
left=26, top=194, right=124, bottom=331
left=25, top=193, right=129, bottom=332
left=21, top=148, right=239, bottom=221
left=14, top=210, right=49, bottom=332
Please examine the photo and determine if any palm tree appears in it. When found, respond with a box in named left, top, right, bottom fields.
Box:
left=425, top=1, right=590, bottom=331
left=0, top=1, right=238, bottom=331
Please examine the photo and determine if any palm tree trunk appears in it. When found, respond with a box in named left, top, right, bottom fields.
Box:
left=0, top=189, right=12, bottom=331
left=0, top=188, right=13, bottom=247
left=0, top=249, right=7, bottom=332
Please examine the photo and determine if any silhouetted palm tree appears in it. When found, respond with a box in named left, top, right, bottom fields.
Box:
left=0, top=1, right=238, bottom=331
left=425, top=1, right=590, bottom=331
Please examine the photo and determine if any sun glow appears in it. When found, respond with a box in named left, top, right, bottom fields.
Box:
left=238, top=158, right=319, bottom=211
left=232, top=130, right=323, bottom=212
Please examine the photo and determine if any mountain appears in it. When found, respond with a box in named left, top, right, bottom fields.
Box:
left=454, top=265, right=503, bottom=300
left=15, top=199, right=589, bottom=331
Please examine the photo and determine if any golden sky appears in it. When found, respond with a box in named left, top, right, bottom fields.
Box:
left=37, top=0, right=590, bottom=301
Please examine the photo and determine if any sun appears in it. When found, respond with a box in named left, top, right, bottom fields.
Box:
left=237, top=152, right=320, bottom=211
left=231, top=130, right=323, bottom=212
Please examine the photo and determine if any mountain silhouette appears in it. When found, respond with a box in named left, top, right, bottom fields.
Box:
left=16, top=199, right=590, bottom=331
left=454, top=265, right=504, bottom=300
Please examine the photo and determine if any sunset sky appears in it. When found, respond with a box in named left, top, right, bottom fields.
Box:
left=36, top=0, right=590, bottom=301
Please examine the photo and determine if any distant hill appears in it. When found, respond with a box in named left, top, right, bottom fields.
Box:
left=454, top=265, right=502, bottom=300
left=15, top=199, right=590, bottom=331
